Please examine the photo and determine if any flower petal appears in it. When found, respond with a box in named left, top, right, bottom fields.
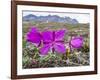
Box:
left=70, top=36, right=83, bottom=48
left=26, top=27, right=41, bottom=46
left=42, top=30, right=53, bottom=42
left=39, top=44, right=50, bottom=55
left=55, top=29, right=67, bottom=41
left=54, top=42, right=66, bottom=54
left=30, top=27, right=39, bottom=32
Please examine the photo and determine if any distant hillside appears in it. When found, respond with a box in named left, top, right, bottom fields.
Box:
left=23, top=14, right=79, bottom=24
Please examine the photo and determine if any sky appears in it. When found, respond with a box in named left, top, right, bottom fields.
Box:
left=23, top=11, right=90, bottom=23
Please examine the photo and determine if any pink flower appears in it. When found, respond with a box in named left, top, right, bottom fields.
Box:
left=40, top=29, right=67, bottom=55
left=26, top=27, right=42, bottom=47
left=70, top=36, right=83, bottom=48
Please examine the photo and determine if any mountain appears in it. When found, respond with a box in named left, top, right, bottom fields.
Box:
left=23, top=14, right=79, bottom=24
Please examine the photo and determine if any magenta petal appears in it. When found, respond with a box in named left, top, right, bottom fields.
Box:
left=54, top=43, right=66, bottom=54
left=55, top=29, right=67, bottom=41
left=30, top=27, right=39, bottom=32
left=40, top=44, right=50, bottom=55
left=42, top=31, right=53, bottom=42
left=26, top=27, right=41, bottom=46
left=70, top=36, right=83, bottom=48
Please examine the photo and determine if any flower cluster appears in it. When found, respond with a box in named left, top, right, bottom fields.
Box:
left=26, top=26, right=83, bottom=56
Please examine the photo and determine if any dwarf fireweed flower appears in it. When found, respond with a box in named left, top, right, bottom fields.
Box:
left=70, top=36, right=83, bottom=48
left=40, top=29, right=67, bottom=55
left=26, top=27, right=42, bottom=47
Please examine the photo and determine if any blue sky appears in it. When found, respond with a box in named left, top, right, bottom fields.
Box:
left=23, top=11, right=90, bottom=23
